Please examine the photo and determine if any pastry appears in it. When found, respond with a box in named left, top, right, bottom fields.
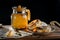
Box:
left=28, top=19, right=42, bottom=32
left=28, top=19, right=51, bottom=33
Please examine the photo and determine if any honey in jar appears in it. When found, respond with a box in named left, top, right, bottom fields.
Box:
left=11, top=5, right=31, bottom=29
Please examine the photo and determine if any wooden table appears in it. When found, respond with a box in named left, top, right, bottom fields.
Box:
left=1, top=25, right=60, bottom=40
left=0, top=30, right=60, bottom=40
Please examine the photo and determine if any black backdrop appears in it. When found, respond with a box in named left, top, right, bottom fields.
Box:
left=0, top=0, right=60, bottom=25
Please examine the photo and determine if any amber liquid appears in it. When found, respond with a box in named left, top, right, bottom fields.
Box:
left=11, top=13, right=28, bottom=29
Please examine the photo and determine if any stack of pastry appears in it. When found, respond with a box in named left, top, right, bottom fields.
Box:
left=28, top=19, right=51, bottom=33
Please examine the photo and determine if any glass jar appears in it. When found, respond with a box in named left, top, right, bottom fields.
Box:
left=11, top=5, right=31, bottom=30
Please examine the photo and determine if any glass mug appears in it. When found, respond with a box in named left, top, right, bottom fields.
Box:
left=11, top=5, right=31, bottom=30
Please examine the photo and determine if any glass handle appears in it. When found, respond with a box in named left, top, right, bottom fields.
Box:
left=26, top=9, right=31, bottom=21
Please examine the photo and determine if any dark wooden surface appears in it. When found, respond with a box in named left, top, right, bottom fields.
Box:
left=1, top=29, right=60, bottom=40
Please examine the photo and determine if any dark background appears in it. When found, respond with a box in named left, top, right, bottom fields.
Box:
left=0, top=0, right=59, bottom=25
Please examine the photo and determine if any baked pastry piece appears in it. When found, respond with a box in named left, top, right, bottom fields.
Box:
left=28, top=19, right=42, bottom=32
left=5, top=30, right=15, bottom=37
left=4, top=26, right=17, bottom=37
left=28, top=19, right=51, bottom=33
